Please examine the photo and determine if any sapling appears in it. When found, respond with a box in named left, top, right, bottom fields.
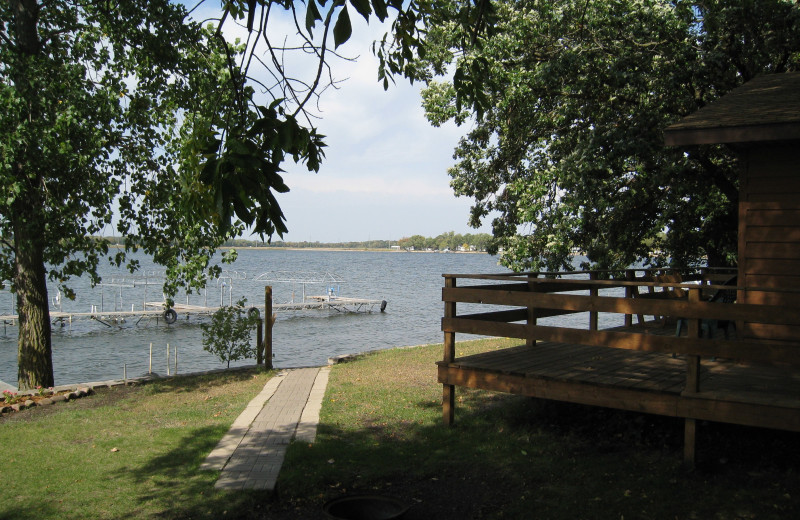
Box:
left=201, top=299, right=259, bottom=369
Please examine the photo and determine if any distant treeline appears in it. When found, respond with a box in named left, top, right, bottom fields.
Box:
left=224, top=231, right=493, bottom=251
left=223, top=238, right=398, bottom=249
left=396, top=232, right=492, bottom=252
left=98, top=232, right=493, bottom=252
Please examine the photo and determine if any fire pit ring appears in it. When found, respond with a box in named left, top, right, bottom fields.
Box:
left=323, top=494, right=410, bottom=520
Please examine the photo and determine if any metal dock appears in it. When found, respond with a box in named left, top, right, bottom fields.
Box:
left=1, top=270, right=386, bottom=328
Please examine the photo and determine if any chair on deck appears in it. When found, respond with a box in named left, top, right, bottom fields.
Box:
left=635, top=273, right=686, bottom=326
left=675, top=275, right=737, bottom=339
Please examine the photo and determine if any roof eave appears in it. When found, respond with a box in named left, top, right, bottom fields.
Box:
left=664, top=122, right=800, bottom=146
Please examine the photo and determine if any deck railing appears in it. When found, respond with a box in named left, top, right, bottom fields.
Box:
left=442, top=268, right=800, bottom=375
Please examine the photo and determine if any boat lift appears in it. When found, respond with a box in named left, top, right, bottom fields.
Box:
left=253, top=271, right=386, bottom=313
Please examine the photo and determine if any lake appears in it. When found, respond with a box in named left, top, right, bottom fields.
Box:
left=1, top=249, right=513, bottom=387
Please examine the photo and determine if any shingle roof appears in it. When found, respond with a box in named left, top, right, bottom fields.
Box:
left=663, top=72, right=800, bottom=146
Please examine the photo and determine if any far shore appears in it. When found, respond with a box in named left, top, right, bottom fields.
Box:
left=217, top=246, right=490, bottom=254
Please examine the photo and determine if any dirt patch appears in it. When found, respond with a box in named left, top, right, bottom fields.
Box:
left=0, top=385, right=136, bottom=423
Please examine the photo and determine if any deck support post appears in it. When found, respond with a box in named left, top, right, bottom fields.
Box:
left=683, top=287, right=702, bottom=468
left=443, top=276, right=457, bottom=425
left=443, top=384, right=455, bottom=426
left=684, top=418, right=697, bottom=468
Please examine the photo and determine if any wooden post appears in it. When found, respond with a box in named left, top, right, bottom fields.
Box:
left=684, top=287, right=702, bottom=468
left=589, top=272, right=598, bottom=331
left=256, top=317, right=264, bottom=365
left=265, top=286, right=273, bottom=370
left=685, top=288, right=701, bottom=393
left=684, top=418, right=697, bottom=468
left=526, top=273, right=539, bottom=347
left=624, top=270, right=634, bottom=327
left=443, top=276, right=456, bottom=425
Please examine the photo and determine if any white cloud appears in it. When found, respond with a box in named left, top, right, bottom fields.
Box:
left=288, top=173, right=453, bottom=197
left=185, top=2, right=487, bottom=241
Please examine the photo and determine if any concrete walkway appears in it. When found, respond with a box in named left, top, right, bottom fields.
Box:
left=201, top=366, right=330, bottom=491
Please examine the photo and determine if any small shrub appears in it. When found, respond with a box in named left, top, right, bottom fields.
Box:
left=201, top=298, right=259, bottom=368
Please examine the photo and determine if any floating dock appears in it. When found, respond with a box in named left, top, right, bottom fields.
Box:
left=1, top=270, right=386, bottom=328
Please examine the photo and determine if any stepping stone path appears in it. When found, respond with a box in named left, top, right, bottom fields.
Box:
left=201, top=366, right=330, bottom=491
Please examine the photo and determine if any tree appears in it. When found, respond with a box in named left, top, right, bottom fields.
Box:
left=201, top=299, right=259, bottom=368
left=417, top=0, right=800, bottom=271
left=1, top=0, right=495, bottom=389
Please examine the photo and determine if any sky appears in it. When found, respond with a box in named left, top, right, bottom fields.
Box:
left=191, top=3, right=492, bottom=243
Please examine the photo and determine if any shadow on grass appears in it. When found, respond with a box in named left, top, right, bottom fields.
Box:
left=113, top=425, right=270, bottom=520
left=0, top=499, right=63, bottom=520
left=111, top=381, right=800, bottom=520
left=275, top=390, right=800, bottom=520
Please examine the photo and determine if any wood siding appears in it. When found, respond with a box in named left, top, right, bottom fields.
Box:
left=739, top=144, right=800, bottom=340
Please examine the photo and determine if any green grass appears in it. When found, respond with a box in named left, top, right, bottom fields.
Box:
left=0, top=368, right=273, bottom=520
left=1, top=340, right=799, bottom=519
left=280, top=339, right=800, bottom=519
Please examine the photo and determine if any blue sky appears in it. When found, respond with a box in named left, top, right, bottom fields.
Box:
left=191, top=2, right=492, bottom=243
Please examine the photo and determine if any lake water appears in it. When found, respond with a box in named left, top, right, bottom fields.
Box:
left=1, top=249, right=518, bottom=387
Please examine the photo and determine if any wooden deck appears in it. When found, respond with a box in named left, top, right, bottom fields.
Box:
left=439, top=269, right=800, bottom=465
left=438, top=332, right=800, bottom=433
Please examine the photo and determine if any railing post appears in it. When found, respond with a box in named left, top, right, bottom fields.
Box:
left=684, top=287, right=702, bottom=468
left=589, top=272, right=598, bottom=331
left=624, top=270, right=634, bottom=327
left=685, top=287, right=701, bottom=393
left=526, top=274, right=539, bottom=347
left=443, top=276, right=456, bottom=426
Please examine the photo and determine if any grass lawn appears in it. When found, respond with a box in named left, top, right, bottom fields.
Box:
left=2, top=339, right=799, bottom=519
left=0, top=368, right=274, bottom=520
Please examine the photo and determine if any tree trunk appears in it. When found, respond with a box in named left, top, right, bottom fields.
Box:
left=14, top=211, right=53, bottom=390
left=11, top=0, right=54, bottom=390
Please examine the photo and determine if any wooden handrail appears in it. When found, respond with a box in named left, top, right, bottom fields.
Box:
left=442, top=274, right=800, bottom=368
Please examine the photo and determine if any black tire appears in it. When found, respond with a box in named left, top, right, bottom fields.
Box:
left=163, top=308, right=177, bottom=324
left=248, top=307, right=260, bottom=318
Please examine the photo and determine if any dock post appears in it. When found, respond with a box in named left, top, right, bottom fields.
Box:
left=265, top=286, right=273, bottom=370
left=256, top=317, right=263, bottom=365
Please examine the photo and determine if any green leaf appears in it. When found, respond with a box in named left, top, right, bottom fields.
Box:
left=349, top=0, right=372, bottom=22
left=333, top=6, right=353, bottom=48
left=305, top=0, right=322, bottom=33
left=372, top=0, right=388, bottom=21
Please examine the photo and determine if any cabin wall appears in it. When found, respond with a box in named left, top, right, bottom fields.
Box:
left=739, top=143, right=800, bottom=340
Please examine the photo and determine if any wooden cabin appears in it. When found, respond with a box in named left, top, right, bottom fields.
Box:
left=438, top=73, right=800, bottom=466
left=665, top=71, right=800, bottom=342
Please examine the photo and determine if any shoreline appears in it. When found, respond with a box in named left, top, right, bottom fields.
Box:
left=220, top=246, right=489, bottom=254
